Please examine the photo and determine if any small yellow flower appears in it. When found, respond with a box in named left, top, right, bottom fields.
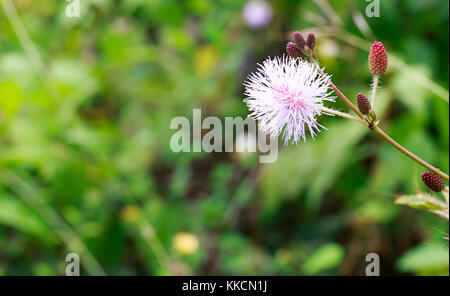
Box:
left=173, top=232, right=199, bottom=255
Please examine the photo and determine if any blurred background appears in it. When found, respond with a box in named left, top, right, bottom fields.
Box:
left=0, top=0, right=448, bottom=276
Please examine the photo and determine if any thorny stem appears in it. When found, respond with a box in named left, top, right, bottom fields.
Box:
left=371, top=124, right=449, bottom=181
left=371, top=75, right=379, bottom=110
left=314, top=63, right=450, bottom=182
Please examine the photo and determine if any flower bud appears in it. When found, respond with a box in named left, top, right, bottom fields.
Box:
left=306, top=33, right=316, bottom=50
left=356, top=93, right=370, bottom=114
left=286, top=42, right=302, bottom=58
left=293, top=31, right=305, bottom=49
left=368, top=41, right=388, bottom=75
left=421, top=171, right=445, bottom=192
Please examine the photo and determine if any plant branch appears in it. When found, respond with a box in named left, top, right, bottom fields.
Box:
left=316, top=62, right=450, bottom=181
left=314, top=62, right=366, bottom=120
left=372, top=124, right=449, bottom=181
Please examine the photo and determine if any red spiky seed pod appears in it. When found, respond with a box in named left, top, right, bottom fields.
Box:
left=286, top=42, right=302, bottom=58
left=368, top=41, right=388, bottom=75
left=421, top=171, right=445, bottom=192
left=356, top=93, right=370, bottom=114
left=306, top=33, right=316, bottom=51
left=293, top=31, right=305, bottom=49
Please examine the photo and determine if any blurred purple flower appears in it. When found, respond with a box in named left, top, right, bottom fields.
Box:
left=242, top=1, right=273, bottom=29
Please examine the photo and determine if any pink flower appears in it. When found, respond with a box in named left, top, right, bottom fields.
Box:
left=244, top=56, right=334, bottom=145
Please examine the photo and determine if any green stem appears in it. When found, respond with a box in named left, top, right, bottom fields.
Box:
left=319, top=106, right=366, bottom=124
left=372, top=124, right=449, bottom=181
left=1, top=0, right=57, bottom=98
left=0, top=170, right=107, bottom=276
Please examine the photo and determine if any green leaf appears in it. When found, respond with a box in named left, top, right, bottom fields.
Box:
left=0, top=194, right=56, bottom=243
left=395, top=193, right=447, bottom=210
left=396, top=245, right=449, bottom=275
left=302, top=243, right=345, bottom=275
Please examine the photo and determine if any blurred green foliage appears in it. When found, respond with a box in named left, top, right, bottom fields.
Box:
left=0, top=0, right=448, bottom=275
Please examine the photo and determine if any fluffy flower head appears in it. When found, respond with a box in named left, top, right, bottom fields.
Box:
left=244, top=56, right=334, bottom=145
